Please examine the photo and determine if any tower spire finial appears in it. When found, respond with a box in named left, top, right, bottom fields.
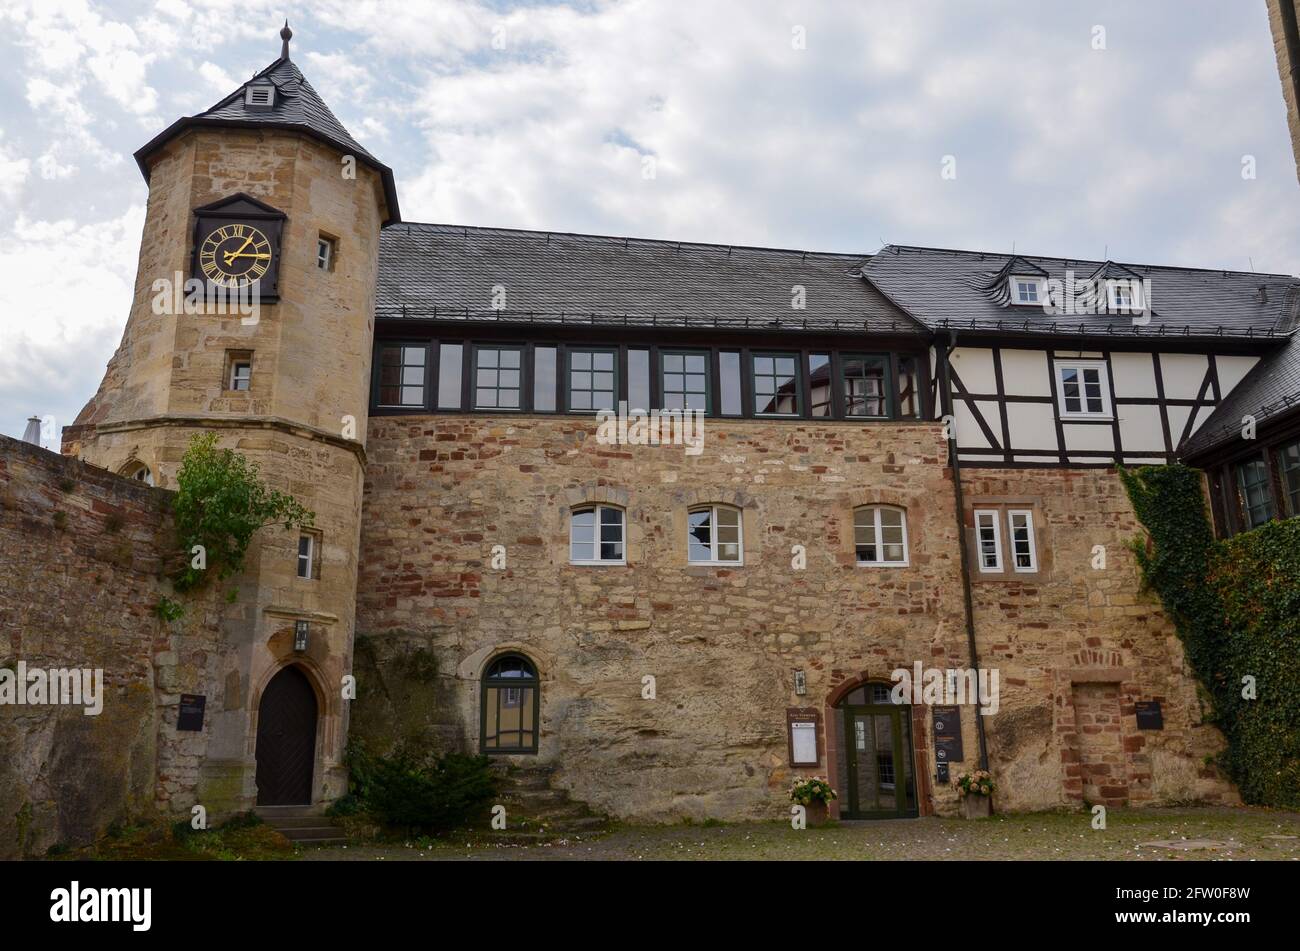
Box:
left=280, top=20, right=293, bottom=60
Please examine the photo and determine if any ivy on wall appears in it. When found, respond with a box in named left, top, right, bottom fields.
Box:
left=1120, top=464, right=1300, bottom=809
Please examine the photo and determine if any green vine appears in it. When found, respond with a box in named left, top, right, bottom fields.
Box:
left=172, top=433, right=314, bottom=592
left=1119, top=464, right=1300, bottom=808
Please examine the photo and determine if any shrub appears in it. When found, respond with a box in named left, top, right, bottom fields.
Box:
left=345, top=741, right=497, bottom=835
left=172, top=433, right=313, bottom=592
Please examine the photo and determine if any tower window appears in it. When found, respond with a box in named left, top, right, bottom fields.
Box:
left=297, top=532, right=321, bottom=580
left=225, top=350, right=253, bottom=392
left=317, top=236, right=336, bottom=271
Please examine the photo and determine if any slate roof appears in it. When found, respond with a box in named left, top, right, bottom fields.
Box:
left=1182, top=332, right=1300, bottom=458
left=134, top=49, right=400, bottom=224
left=376, top=223, right=921, bottom=334
left=864, top=245, right=1299, bottom=340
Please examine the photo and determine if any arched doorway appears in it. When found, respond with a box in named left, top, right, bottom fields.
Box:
left=480, top=653, right=539, bottom=754
left=834, top=682, right=918, bottom=819
left=255, top=665, right=318, bottom=806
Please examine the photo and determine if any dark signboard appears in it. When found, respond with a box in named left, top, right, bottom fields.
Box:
left=1135, top=700, right=1163, bottom=730
left=932, top=705, right=964, bottom=763
left=178, top=694, right=206, bottom=732
left=936, top=762, right=950, bottom=785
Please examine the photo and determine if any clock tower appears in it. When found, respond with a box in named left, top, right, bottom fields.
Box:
left=64, top=24, right=399, bottom=816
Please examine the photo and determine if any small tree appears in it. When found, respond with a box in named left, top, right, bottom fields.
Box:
left=172, top=433, right=314, bottom=592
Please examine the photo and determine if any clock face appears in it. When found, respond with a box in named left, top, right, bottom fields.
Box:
left=198, top=223, right=274, bottom=289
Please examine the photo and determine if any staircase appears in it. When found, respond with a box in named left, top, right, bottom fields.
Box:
left=255, top=805, right=348, bottom=846
left=490, top=765, right=610, bottom=842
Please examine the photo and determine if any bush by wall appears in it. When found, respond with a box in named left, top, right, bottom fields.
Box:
left=1120, top=464, right=1300, bottom=809
left=336, top=740, right=497, bottom=835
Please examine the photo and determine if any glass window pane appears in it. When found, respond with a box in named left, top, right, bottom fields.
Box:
left=688, top=509, right=712, bottom=561
left=719, top=352, right=742, bottom=415
left=534, top=346, right=557, bottom=411
left=897, top=355, right=920, bottom=418
left=437, top=344, right=463, bottom=409
left=843, top=355, right=888, bottom=417
left=628, top=349, right=650, bottom=411
left=754, top=353, right=798, bottom=415
left=809, top=354, right=831, bottom=417
left=1279, top=442, right=1300, bottom=516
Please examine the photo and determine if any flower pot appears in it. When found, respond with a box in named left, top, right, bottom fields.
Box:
left=960, top=794, right=992, bottom=819
left=805, top=801, right=830, bottom=827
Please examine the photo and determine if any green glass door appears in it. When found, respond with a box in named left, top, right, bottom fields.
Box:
left=842, top=703, right=918, bottom=818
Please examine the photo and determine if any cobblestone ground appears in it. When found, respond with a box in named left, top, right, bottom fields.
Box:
left=301, top=807, right=1300, bottom=861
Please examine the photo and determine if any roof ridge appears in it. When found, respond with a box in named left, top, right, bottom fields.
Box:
left=880, top=243, right=1298, bottom=280
left=385, top=222, right=874, bottom=261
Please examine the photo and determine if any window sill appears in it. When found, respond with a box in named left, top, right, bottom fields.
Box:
left=855, top=561, right=909, bottom=569
left=569, top=560, right=627, bottom=567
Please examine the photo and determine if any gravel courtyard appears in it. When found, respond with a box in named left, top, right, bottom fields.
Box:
left=302, top=807, right=1300, bottom=862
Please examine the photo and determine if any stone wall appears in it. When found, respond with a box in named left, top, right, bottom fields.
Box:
left=0, top=436, right=224, bottom=858
left=1268, top=0, right=1300, bottom=185
left=961, top=467, right=1236, bottom=811
left=356, top=416, right=1238, bottom=820
left=358, top=413, right=974, bottom=820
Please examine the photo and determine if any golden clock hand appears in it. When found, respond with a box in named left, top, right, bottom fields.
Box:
left=224, top=252, right=271, bottom=260
left=222, top=235, right=256, bottom=264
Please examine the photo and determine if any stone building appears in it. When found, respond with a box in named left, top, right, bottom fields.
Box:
left=5, top=26, right=1299, bottom=844
left=1269, top=0, right=1300, bottom=183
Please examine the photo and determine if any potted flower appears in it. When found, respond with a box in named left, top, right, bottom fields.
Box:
left=789, top=776, right=838, bottom=826
left=952, top=769, right=994, bottom=818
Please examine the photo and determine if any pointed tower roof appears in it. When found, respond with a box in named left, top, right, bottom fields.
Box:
left=134, top=23, right=400, bottom=224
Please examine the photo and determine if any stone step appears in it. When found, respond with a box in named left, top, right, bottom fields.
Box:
left=262, top=815, right=342, bottom=829
left=255, top=804, right=324, bottom=819
left=279, top=826, right=348, bottom=843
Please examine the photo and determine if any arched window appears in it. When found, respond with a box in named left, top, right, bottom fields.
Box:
left=481, top=653, right=540, bottom=754
left=855, top=505, right=908, bottom=566
left=119, top=461, right=153, bottom=486
left=688, top=504, right=743, bottom=564
left=570, top=504, right=625, bottom=564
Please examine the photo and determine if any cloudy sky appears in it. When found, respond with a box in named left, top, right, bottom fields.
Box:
left=1, top=0, right=1297, bottom=441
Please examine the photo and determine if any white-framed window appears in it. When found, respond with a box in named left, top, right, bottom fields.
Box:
left=1106, top=278, right=1144, bottom=313
left=854, top=505, right=908, bottom=566
left=570, top=505, right=625, bottom=564
left=1009, top=276, right=1044, bottom=305
left=1055, top=360, right=1111, bottom=418
left=297, top=533, right=316, bottom=579
left=687, top=504, right=743, bottom=564
left=974, top=510, right=1003, bottom=572
left=317, top=236, right=337, bottom=271
left=1007, top=510, right=1037, bottom=572
left=229, top=360, right=251, bottom=391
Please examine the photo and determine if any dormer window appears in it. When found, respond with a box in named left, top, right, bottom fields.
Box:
left=1107, top=278, right=1144, bottom=313
left=1010, top=276, right=1044, bottom=305
left=244, top=85, right=275, bottom=109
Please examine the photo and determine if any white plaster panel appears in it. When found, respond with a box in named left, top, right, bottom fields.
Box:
left=1005, top=401, right=1058, bottom=450
left=1000, top=350, right=1051, bottom=397
left=950, top=348, right=998, bottom=394
left=1117, top=404, right=1165, bottom=453
left=1158, top=353, right=1209, bottom=400
left=1062, top=422, right=1115, bottom=452
left=1110, top=353, right=1158, bottom=399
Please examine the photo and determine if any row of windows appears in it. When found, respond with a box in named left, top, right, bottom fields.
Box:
left=568, top=503, right=913, bottom=567
left=1215, top=437, right=1300, bottom=535
left=375, top=341, right=926, bottom=421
